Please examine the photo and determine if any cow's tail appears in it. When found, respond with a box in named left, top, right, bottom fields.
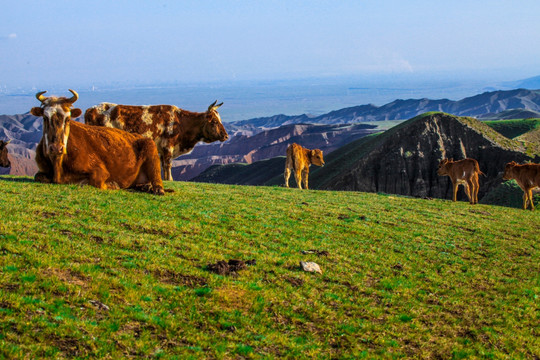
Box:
left=475, top=161, right=485, bottom=177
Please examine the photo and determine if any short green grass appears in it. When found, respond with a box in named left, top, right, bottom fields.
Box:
left=1, top=176, right=539, bottom=359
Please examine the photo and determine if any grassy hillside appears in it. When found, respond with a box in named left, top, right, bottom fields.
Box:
left=483, top=118, right=540, bottom=139
left=1, top=176, right=539, bottom=359
left=194, top=157, right=286, bottom=186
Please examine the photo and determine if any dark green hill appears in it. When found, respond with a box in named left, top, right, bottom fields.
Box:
left=483, top=118, right=540, bottom=139
left=193, top=157, right=286, bottom=185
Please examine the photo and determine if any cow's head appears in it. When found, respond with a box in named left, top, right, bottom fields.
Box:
left=30, top=89, right=82, bottom=158
left=0, top=140, right=11, bottom=168
left=201, top=100, right=229, bottom=143
left=310, top=149, right=325, bottom=167
left=437, top=158, right=453, bottom=175
left=502, top=161, right=518, bottom=180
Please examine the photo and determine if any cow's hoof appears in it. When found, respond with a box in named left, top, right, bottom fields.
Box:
left=34, top=173, right=52, bottom=183
left=153, top=187, right=165, bottom=196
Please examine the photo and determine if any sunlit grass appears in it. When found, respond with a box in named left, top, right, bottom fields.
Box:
left=0, top=176, right=539, bottom=358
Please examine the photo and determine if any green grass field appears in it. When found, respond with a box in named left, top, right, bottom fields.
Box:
left=1, top=177, right=539, bottom=359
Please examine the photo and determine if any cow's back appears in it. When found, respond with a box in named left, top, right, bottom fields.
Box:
left=68, top=121, right=157, bottom=187
left=85, top=103, right=179, bottom=140
left=520, top=164, right=540, bottom=186
left=287, top=143, right=308, bottom=171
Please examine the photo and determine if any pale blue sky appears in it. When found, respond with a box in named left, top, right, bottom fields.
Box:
left=1, top=0, right=540, bottom=89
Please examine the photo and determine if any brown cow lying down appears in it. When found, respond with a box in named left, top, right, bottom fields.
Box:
left=438, top=158, right=484, bottom=204
left=0, top=140, right=11, bottom=168
left=30, top=90, right=164, bottom=195
left=284, top=143, right=324, bottom=190
left=84, top=101, right=229, bottom=181
left=503, top=161, right=540, bottom=210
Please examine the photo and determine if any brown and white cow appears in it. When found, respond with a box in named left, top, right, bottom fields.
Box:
left=503, top=161, right=540, bottom=210
left=0, top=140, right=11, bottom=168
left=284, top=143, right=324, bottom=190
left=31, top=90, right=164, bottom=195
left=85, top=101, right=229, bottom=181
left=437, top=158, right=483, bottom=204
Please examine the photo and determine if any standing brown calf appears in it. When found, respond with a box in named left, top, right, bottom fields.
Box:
left=0, top=140, right=11, bottom=168
left=437, top=158, right=484, bottom=204
left=284, top=143, right=324, bottom=190
left=503, top=161, right=540, bottom=210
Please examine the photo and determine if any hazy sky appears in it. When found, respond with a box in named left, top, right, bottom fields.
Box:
left=1, top=1, right=540, bottom=89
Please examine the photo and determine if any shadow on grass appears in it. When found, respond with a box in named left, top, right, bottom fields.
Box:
left=0, top=175, right=35, bottom=183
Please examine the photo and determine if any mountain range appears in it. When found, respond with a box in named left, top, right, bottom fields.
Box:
left=227, top=88, right=540, bottom=129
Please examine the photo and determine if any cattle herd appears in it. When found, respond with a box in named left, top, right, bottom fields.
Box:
left=0, top=89, right=538, bottom=210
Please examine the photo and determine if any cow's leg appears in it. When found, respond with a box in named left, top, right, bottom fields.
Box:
left=141, top=139, right=165, bottom=195
left=472, top=174, right=480, bottom=204
left=284, top=167, right=291, bottom=188
left=452, top=181, right=458, bottom=202
left=465, top=179, right=474, bottom=204
left=88, top=165, right=110, bottom=190
left=302, top=169, right=309, bottom=190
left=526, top=189, right=534, bottom=210
left=34, top=143, right=53, bottom=183
left=161, top=148, right=173, bottom=181
left=295, top=169, right=303, bottom=189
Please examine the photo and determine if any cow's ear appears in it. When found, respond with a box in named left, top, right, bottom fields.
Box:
left=71, top=108, right=82, bottom=118
left=30, top=107, right=43, bottom=117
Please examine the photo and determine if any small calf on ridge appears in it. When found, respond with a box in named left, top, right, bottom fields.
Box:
left=437, top=158, right=484, bottom=204
left=284, top=143, right=324, bottom=190
left=503, top=161, right=540, bottom=210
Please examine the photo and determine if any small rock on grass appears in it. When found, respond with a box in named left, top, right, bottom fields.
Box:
left=300, top=261, right=322, bottom=274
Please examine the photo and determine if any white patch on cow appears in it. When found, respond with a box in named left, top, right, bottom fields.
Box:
left=95, top=103, right=117, bottom=126
left=142, top=106, right=153, bottom=125
left=111, top=119, right=124, bottom=129
left=166, top=122, right=174, bottom=135
left=44, top=104, right=65, bottom=120
left=462, top=171, right=466, bottom=178
left=156, top=123, right=165, bottom=134
left=215, top=112, right=222, bottom=123
left=168, top=112, right=176, bottom=135
left=143, top=130, right=153, bottom=138
left=63, top=134, right=69, bottom=152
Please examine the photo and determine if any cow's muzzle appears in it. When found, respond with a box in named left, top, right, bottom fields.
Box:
left=48, top=144, right=65, bottom=155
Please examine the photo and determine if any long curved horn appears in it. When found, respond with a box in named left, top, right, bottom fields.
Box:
left=67, top=89, right=79, bottom=103
left=36, top=91, right=48, bottom=103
